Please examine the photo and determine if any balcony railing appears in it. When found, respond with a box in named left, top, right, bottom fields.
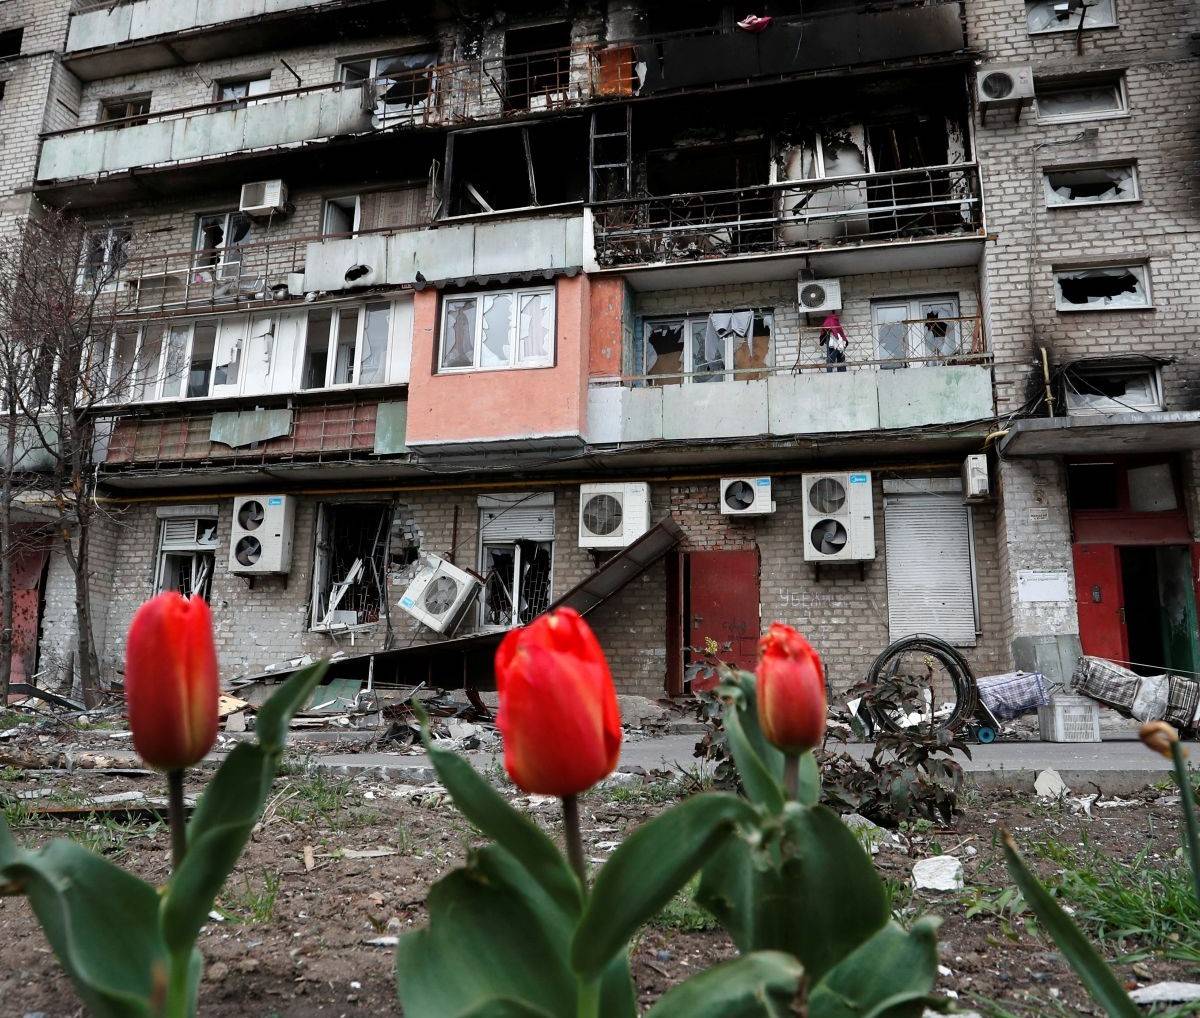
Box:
left=592, top=164, right=983, bottom=268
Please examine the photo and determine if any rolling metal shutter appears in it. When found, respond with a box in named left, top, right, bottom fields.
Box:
left=884, top=493, right=977, bottom=645
left=480, top=506, right=555, bottom=543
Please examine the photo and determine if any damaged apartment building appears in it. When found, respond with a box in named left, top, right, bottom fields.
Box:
left=2, top=0, right=1199, bottom=707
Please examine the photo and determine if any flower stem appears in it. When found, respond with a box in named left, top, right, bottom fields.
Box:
left=561, top=794, right=588, bottom=890
left=783, top=753, right=800, bottom=801
left=577, top=976, right=600, bottom=1018
left=167, top=768, right=187, bottom=870
left=1169, top=741, right=1200, bottom=903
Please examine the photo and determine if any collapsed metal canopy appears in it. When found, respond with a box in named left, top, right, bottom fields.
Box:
left=240, top=517, right=685, bottom=691
left=999, top=412, right=1200, bottom=457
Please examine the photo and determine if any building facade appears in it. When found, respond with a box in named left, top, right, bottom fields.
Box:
left=5, top=0, right=1199, bottom=704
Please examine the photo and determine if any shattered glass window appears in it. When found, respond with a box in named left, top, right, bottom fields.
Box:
left=1036, top=75, right=1125, bottom=121
left=1044, top=165, right=1138, bottom=207
left=439, top=287, right=555, bottom=371
left=1055, top=265, right=1151, bottom=311
left=1026, top=0, right=1116, bottom=33
left=644, top=312, right=773, bottom=384
left=359, top=302, right=390, bottom=385
left=441, top=297, right=478, bottom=369
left=481, top=540, right=553, bottom=627
left=331, top=308, right=360, bottom=385
left=518, top=291, right=553, bottom=363
left=481, top=293, right=513, bottom=367
left=186, top=322, right=217, bottom=398
left=161, top=324, right=190, bottom=398
left=138, top=324, right=164, bottom=401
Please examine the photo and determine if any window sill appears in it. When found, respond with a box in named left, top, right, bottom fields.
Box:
left=309, top=621, right=380, bottom=635
left=1028, top=24, right=1118, bottom=36
left=1046, top=197, right=1141, bottom=210
left=436, top=362, right=557, bottom=375
left=1055, top=304, right=1155, bottom=313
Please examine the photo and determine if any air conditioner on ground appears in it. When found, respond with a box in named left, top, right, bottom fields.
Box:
left=720, top=477, right=775, bottom=516
left=228, top=495, right=296, bottom=574
left=579, top=482, right=651, bottom=549
left=976, top=64, right=1034, bottom=109
left=239, top=179, right=288, bottom=216
left=397, top=554, right=482, bottom=634
left=962, top=454, right=990, bottom=503
left=797, top=277, right=842, bottom=313
left=802, top=471, right=875, bottom=562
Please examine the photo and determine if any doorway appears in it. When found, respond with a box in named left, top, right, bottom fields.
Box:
left=1073, top=542, right=1200, bottom=676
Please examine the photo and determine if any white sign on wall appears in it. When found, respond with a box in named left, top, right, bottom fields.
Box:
left=1017, top=570, right=1071, bottom=603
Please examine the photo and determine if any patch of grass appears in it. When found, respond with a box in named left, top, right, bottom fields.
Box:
left=0, top=766, right=23, bottom=782
left=0, top=712, right=25, bottom=731
left=591, top=780, right=680, bottom=806
left=223, top=870, right=282, bottom=925
left=960, top=884, right=1029, bottom=941
left=2, top=797, right=31, bottom=828
left=292, top=771, right=352, bottom=815
left=883, top=874, right=915, bottom=918
left=651, top=879, right=720, bottom=933
left=72, top=816, right=158, bottom=862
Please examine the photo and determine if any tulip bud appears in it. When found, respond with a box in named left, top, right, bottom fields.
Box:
left=124, top=592, right=219, bottom=771
left=495, top=607, right=622, bottom=796
left=755, top=622, right=826, bottom=754
left=1140, top=720, right=1182, bottom=759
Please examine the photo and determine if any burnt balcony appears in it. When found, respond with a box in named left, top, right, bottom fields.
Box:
left=591, top=163, right=984, bottom=275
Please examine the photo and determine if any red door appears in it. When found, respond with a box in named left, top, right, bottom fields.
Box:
left=1072, top=543, right=1128, bottom=662
left=9, top=540, right=49, bottom=687
left=688, top=550, right=760, bottom=670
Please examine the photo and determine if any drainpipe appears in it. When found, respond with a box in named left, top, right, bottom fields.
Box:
left=1040, top=346, right=1056, bottom=417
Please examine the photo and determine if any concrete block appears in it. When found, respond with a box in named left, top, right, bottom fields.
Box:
left=877, top=364, right=994, bottom=429
left=768, top=372, right=879, bottom=435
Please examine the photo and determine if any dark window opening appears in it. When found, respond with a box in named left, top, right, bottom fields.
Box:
left=100, top=95, right=151, bottom=128
left=0, top=28, right=23, bottom=59
left=446, top=120, right=587, bottom=216
left=1055, top=266, right=1149, bottom=309
left=1045, top=165, right=1137, bottom=206
left=504, top=22, right=571, bottom=111
left=312, top=503, right=415, bottom=630
left=481, top=539, right=552, bottom=627
left=1067, top=462, right=1120, bottom=511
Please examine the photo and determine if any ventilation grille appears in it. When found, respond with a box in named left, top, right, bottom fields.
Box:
left=582, top=493, right=623, bottom=537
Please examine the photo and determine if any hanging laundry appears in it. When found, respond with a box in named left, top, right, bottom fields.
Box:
left=737, top=14, right=773, bottom=32
left=818, top=312, right=848, bottom=373
left=704, top=310, right=755, bottom=363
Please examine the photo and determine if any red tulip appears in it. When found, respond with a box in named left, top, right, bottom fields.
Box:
left=124, top=592, right=219, bottom=771
left=495, top=607, right=622, bottom=796
left=756, top=623, right=826, bottom=754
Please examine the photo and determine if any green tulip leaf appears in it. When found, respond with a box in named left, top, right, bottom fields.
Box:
left=695, top=830, right=756, bottom=952
left=723, top=704, right=785, bottom=813
left=162, top=661, right=328, bottom=955
left=643, top=951, right=802, bottom=1018
left=457, top=1001, right=557, bottom=1018
left=599, top=950, right=638, bottom=1018
left=396, top=845, right=578, bottom=1018
left=0, top=816, right=164, bottom=1018
left=807, top=917, right=941, bottom=1018
left=796, top=750, right=821, bottom=807
left=1002, top=832, right=1140, bottom=1018
left=772, top=804, right=890, bottom=983
left=250, top=660, right=330, bottom=754
left=571, top=792, right=757, bottom=979
left=425, top=740, right=583, bottom=915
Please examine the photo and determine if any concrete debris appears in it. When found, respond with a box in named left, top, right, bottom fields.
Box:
left=1128, top=982, right=1200, bottom=1005
left=338, top=847, right=398, bottom=860
left=1034, top=768, right=1069, bottom=798
left=616, top=694, right=673, bottom=731
left=364, top=936, right=399, bottom=947
left=596, top=771, right=644, bottom=790
left=912, top=855, right=964, bottom=892
left=842, top=813, right=887, bottom=855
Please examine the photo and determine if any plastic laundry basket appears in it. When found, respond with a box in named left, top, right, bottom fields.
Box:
left=1038, top=695, right=1102, bottom=743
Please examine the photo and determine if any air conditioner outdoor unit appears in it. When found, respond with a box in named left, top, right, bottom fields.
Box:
left=239, top=179, right=288, bottom=216
left=720, top=477, right=775, bottom=516
left=976, top=64, right=1034, bottom=108
left=962, top=454, right=990, bottom=503
left=579, top=482, right=651, bottom=549
left=802, top=471, right=875, bottom=562
left=228, top=495, right=296, bottom=574
left=397, top=554, right=482, bottom=634
left=797, top=277, right=842, bottom=313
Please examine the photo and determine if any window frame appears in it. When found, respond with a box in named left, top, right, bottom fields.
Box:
left=437, top=285, right=557, bottom=373
left=214, top=75, right=273, bottom=105
left=99, top=94, right=151, bottom=127
left=80, top=225, right=132, bottom=289
left=641, top=310, right=775, bottom=384
left=869, top=293, right=963, bottom=365
left=1026, top=0, right=1117, bottom=34
left=1063, top=363, right=1164, bottom=415
left=321, top=194, right=362, bottom=237
left=1053, top=262, right=1153, bottom=312
left=1035, top=73, right=1128, bottom=124
left=299, top=302, right=394, bottom=390
left=1043, top=162, right=1140, bottom=208
left=155, top=516, right=218, bottom=601
left=192, top=210, right=255, bottom=279
left=478, top=536, right=555, bottom=629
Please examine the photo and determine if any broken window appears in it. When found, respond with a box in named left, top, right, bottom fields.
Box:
left=1044, top=164, right=1138, bottom=207
left=322, top=195, right=360, bottom=237
left=300, top=304, right=388, bottom=388
left=137, top=323, right=165, bottom=401
left=439, top=286, right=554, bottom=372
left=311, top=503, right=406, bottom=630
left=478, top=495, right=554, bottom=628
left=871, top=295, right=962, bottom=365
left=445, top=119, right=587, bottom=216
left=1054, top=264, right=1151, bottom=311
left=108, top=327, right=139, bottom=402
left=504, top=22, right=571, bottom=112
left=341, top=51, right=438, bottom=117
left=215, top=75, right=272, bottom=105
left=155, top=320, right=218, bottom=399
left=192, top=211, right=255, bottom=279
left=99, top=94, right=151, bottom=128
left=1026, top=0, right=1116, bottom=33
left=1036, top=74, right=1126, bottom=122
left=1063, top=361, right=1163, bottom=415
left=156, top=515, right=218, bottom=601
left=0, top=27, right=23, bottom=58
left=80, top=225, right=131, bottom=288
left=642, top=311, right=773, bottom=385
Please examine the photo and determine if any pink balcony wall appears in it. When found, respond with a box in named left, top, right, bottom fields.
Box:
left=406, top=275, right=592, bottom=448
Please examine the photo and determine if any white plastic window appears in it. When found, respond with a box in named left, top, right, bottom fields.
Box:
left=1026, top=0, right=1116, bottom=34
left=1036, top=74, right=1126, bottom=122
left=300, top=304, right=391, bottom=389
left=439, top=287, right=555, bottom=371
left=1054, top=264, right=1151, bottom=311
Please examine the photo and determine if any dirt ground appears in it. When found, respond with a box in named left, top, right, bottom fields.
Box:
left=0, top=754, right=1197, bottom=1017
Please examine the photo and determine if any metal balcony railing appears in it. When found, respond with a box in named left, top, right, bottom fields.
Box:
left=592, top=164, right=983, bottom=268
